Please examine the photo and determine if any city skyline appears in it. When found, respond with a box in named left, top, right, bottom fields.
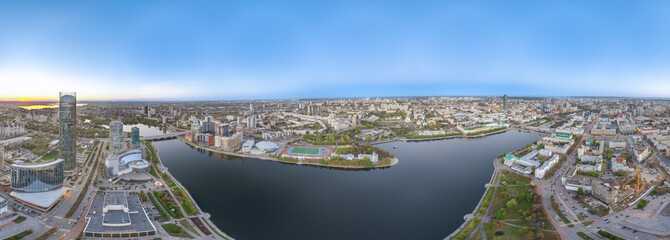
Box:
left=2, top=1, right=670, bottom=101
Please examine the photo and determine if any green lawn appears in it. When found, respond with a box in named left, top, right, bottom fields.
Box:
left=3, top=229, right=34, bottom=240
left=289, top=147, right=321, bottom=155
left=161, top=223, right=193, bottom=239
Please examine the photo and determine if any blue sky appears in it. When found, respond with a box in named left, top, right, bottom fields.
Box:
left=1, top=1, right=670, bottom=100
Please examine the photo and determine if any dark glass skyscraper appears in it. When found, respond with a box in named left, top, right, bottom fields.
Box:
left=59, top=92, right=76, bottom=173
left=131, top=126, right=140, bottom=148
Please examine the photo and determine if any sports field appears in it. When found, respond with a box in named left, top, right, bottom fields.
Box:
left=284, top=146, right=333, bottom=158
left=290, top=147, right=321, bottom=155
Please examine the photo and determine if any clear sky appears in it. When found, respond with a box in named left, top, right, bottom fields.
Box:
left=1, top=1, right=670, bottom=101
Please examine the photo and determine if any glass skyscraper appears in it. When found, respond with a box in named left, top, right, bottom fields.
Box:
left=59, top=92, right=76, bottom=173
left=11, top=159, right=64, bottom=193
left=109, top=120, right=124, bottom=153
left=131, top=126, right=140, bottom=148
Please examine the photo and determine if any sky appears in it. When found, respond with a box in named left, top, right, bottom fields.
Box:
left=1, top=1, right=670, bottom=101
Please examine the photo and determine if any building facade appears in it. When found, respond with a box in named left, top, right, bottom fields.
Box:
left=11, top=159, right=64, bottom=193
left=59, top=92, right=77, bottom=173
left=109, top=121, right=124, bottom=154
left=131, top=127, right=140, bottom=148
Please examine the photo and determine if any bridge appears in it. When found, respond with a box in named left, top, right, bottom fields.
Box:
left=140, top=132, right=188, bottom=141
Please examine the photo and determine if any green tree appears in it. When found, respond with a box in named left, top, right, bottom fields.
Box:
left=506, top=199, right=518, bottom=209
left=493, top=208, right=508, bottom=219
left=577, top=187, right=584, bottom=196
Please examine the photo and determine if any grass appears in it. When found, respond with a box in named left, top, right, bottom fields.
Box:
left=12, top=216, right=26, bottom=224
left=484, top=222, right=526, bottom=240
left=161, top=223, right=193, bottom=239
left=203, top=218, right=229, bottom=240
left=577, top=232, right=594, bottom=240
left=172, top=188, right=199, bottom=216
left=154, top=191, right=184, bottom=218
left=550, top=195, right=571, bottom=225
left=597, top=230, right=626, bottom=240
left=452, top=217, right=480, bottom=240
left=148, top=192, right=170, bottom=221
left=478, top=187, right=495, bottom=214
left=579, top=201, right=609, bottom=217
left=34, top=227, right=58, bottom=240
left=3, top=229, right=34, bottom=240
left=41, top=150, right=59, bottom=160
left=65, top=142, right=102, bottom=218
left=289, top=146, right=321, bottom=155
left=180, top=220, right=201, bottom=237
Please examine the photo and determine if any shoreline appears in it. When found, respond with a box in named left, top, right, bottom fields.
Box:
left=444, top=128, right=541, bottom=239
left=180, top=138, right=399, bottom=169
left=152, top=142, right=234, bottom=240
left=372, top=127, right=513, bottom=144
left=444, top=156, right=501, bottom=240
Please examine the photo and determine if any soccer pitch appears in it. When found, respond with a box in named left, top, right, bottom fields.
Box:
left=290, top=147, right=321, bottom=155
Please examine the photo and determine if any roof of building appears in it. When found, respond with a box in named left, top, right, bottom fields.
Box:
left=85, top=192, right=156, bottom=234
left=10, top=187, right=68, bottom=208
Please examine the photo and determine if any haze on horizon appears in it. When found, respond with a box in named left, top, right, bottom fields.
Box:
left=1, top=1, right=670, bottom=101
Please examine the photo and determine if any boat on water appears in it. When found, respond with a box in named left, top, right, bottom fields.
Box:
left=393, top=146, right=399, bottom=149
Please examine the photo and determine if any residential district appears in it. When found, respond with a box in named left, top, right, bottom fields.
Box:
left=0, top=93, right=669, bottom=239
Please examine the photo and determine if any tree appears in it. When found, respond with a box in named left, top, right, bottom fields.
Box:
left=506, top=199, right=518, bottom=209
left=577, top=187, right=584, bottom=196
left=493, top=208, right=508, bottom=219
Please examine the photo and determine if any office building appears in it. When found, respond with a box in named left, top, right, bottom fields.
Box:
left=248, top=103, right=256, bottom=128
left=109, top=121, right=124, bottom=154
left=131, top=127, right=140, bottom=148
left=0, top=144, right=4, bottom=171
left=59, top=91, right=77, bottom=173
left=10, top=159, right=67, bottom=211
left=503, top=94, right=508, bottom=111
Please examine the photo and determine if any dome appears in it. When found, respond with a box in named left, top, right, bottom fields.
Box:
left=255, top=141, right=279, bottom=152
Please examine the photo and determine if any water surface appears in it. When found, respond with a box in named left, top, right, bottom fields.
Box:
left=154, top=130, right=540, bottom=240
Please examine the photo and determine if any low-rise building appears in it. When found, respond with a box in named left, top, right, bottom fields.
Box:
left=84, top=191, right=157, bottom=238
left=633, top=147, right=651, bottom=162
left=592, top=180, right=619, bottom=204
left=535, top=155, right=559, bottom=179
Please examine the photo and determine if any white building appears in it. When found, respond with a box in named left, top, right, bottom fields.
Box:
left=634, top=147, right=651, bottom=162
left=535, top=155, right=560, bottom=179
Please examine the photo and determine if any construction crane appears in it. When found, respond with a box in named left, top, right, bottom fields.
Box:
left=622, top=169, right=641, bottom=191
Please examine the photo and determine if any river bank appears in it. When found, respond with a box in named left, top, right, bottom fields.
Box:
left=151, top=142, right=234, bottom=240
left=371, top=127, right=513, bottom=145
left=180, top=137, right=399, bottom=169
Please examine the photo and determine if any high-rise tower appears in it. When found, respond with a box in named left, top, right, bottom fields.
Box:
left=0, top=144, right=4, bottom=171
left=248, top=103, right=256, bottom=128
left=59, top=92, right=76, bottom=173
left=109, top=120, right=124, bottom=153
left=503, top=94, right=509, bottom=112
left=131, top=127, right=140, bottom=148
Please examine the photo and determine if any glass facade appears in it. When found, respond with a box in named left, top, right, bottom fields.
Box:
left=109, top=121, right=124, bottom=153
left=59, top=92, right=76, bottom=173
left=131, top=127, right=140, bottom=148
left=11, top=159, right=64, bottom=193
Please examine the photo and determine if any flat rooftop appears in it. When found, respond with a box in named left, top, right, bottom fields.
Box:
left=84, top=191, right=156, bottom=234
